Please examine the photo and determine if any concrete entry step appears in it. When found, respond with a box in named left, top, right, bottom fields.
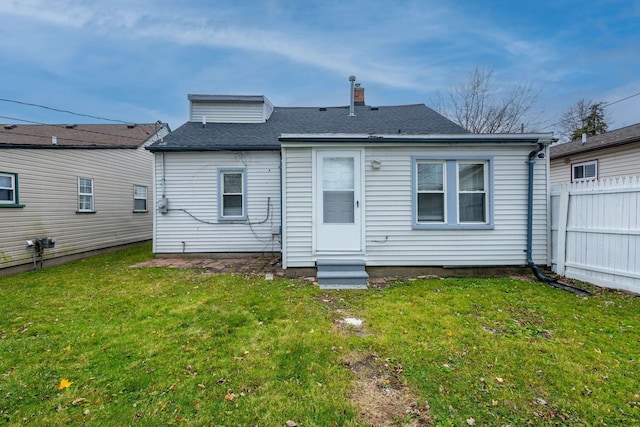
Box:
left=316, top=259, right=368, bottom=289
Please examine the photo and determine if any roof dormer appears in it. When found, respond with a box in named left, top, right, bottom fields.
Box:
left=188, top=94, right=274, bottom=124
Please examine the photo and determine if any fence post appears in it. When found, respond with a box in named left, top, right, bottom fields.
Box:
left=556, top=188, right=570, bottom=275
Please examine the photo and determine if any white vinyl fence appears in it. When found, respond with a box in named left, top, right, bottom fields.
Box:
left=550, top=176, right=640, bottom=293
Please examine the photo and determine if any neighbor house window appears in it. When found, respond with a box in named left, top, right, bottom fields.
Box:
left=78, top=177, right=94, bottom=212
left=133, top=185, right=148, bottom=212
left=0, top=172, right=22, bottom=207
left=218, top=168, right=246, bottom=220
left=413, top=157, right=493, bottom=229
left=572, top=160, right=597, bottom=182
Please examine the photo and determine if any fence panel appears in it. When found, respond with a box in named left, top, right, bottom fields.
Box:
left=551, top=176, right=640, bottom=293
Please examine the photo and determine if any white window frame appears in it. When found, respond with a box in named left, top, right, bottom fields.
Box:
left=77, top=177, right=95, bottom=212
left=571, top=160, right=598, bottom=182
left=412, top=156, right=493, bottom=229
left=0, top=172, right=18, bottom=206
left=217, top=168, right=247, bottom=221
left=133, top=185, right=148, bottom=212
left=457, top=161, right=489, bottom=224
left=415, top=160, right=447, bottom=223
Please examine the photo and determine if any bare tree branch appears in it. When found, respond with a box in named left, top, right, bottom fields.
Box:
left=432, top=67, right=541, bottom=133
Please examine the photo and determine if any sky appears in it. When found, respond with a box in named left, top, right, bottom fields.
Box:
left=1, top=0, right=639, bottom=137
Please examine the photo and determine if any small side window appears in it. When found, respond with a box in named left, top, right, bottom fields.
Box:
left=572, top=160, right=597, bottom=182
left=78, top=177, right=95, bottom=212
left=133, top=185, right=148, bottom=212
left=218, top=168, right=246, bottom=220
left=0, top=172, right=18, bottom=205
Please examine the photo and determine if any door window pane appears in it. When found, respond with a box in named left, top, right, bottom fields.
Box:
left=323, top=157, right=354, bottom=223
left=323, top=157, right=354, bottom=190
left=323, top=191, right=354, bottom=223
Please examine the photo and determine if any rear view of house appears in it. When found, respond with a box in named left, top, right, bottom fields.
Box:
left=0, top=122, right=169, bottom=274
left=148, top=79, right=555, bottom=286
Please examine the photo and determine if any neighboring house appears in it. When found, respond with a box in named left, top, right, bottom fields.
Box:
left=147, top=82, right=555, bottom=286
left=550, top=123, right=640, bottom=184
left=0, top=122, right=169, bottom=274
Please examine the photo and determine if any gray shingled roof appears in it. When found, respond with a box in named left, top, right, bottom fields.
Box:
left=148, top=104, right=468, bottom=152
left=0, top=123, right=163, bottom=148
left=550, top=122, right=640, bottom=159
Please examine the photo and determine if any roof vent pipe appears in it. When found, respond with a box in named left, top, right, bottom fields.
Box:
left=349, top=75, right=356, bottom=117
left=581, top=133, right=587, bottom=145
left=52, top=136, right=57, bottom=145
left=202, top=116, right=207, bottom=128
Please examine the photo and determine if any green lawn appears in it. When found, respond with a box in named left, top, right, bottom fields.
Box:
left=1, top=244, right=638, bottom=426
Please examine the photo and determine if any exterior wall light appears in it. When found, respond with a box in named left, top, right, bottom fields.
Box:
left=371, top=159, right=381, bottom=169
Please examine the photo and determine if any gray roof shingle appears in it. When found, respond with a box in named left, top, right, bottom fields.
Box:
left=149, top=104, right=468, bottom=151
left=0, top=123, right=163, bottom=148
left=550, top=123, right=640, bottom=159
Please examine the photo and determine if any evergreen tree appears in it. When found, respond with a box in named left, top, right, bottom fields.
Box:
left=570, top=102, right=608, bottom=140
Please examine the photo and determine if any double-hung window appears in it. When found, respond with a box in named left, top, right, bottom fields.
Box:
left=0, top=172, right=21, bottom=207
left=413, top=157, right=492, bottom=229
left=218, top=168, right=246, bottom=220
left=133, top=185, right=148, bottom=212
left=78, top=177, right=95, bottom=212
left=458, top=162, right=487, bottom=223
left=416, top=161, right=445, bottom=222
left=572, top=160, right=597, bottom=182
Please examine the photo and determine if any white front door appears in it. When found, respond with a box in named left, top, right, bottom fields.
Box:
left=315, top=150, right=363, bottom=252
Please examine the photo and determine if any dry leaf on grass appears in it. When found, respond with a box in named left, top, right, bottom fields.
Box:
left=56, top=379, right=73, bottom=390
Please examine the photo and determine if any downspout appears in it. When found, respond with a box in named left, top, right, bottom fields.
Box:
left=279, top=151, right=284, bottom=263
left=526, top=144, right=589, bottom=296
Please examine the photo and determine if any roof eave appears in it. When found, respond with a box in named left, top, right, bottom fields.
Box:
left=146, top=145, right=281, bottom=153
left=550, top=137, right=640, bottom=159
left=279, top=133, right=557, bottom=144
left=0, top=144, right=140, bottom=149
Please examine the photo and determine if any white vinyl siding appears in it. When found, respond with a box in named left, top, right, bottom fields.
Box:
left=189, top=99, right=274, bottom=123
left=0, top=146, right=154, bottom=271
left=550, top=143, right=640, bottom=183
left=282, top=144, right=548, bottom=268
left=281, top=148, right=314, bottom=268
left=152, top=151, right=281, bottom=254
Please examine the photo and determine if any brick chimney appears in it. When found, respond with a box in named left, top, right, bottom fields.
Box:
left=354, top=83, right=365, bottom=106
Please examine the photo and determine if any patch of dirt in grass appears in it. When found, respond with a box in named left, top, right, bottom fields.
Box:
left=131, top=255, right=284, bottom=276
left=344, top=352, right=432, bottom=426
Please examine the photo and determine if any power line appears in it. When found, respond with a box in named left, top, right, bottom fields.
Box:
left=0, top=116, right=158, bottom=143
left=538, top=90, right=640, bottom=132
left=0, top=97, right=130, bottom=124
left=602, top=91, right=640, bottom=108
